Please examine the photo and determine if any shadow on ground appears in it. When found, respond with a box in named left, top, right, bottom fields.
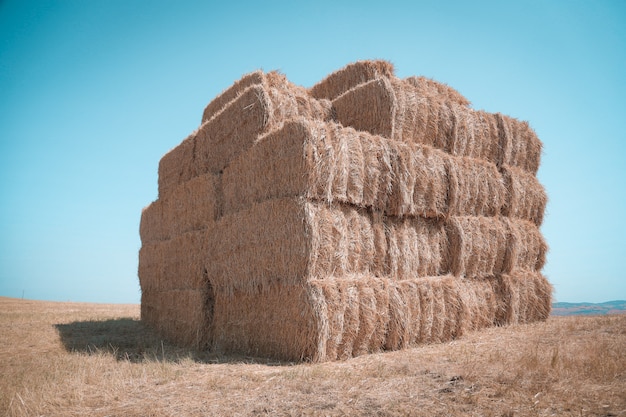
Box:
left=54, top=319, right=294, bottom=365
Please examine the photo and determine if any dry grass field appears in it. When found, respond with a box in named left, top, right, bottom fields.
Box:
left=1, top=296, right=624, bottom=417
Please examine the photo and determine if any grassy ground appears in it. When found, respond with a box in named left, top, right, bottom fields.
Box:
left=1, top=296, right=624, bottom=416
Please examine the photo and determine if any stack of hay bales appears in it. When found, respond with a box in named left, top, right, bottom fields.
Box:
left=139, top=60, right=551, bottom=361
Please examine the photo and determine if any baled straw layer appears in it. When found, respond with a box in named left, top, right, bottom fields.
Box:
left=222, top=118, right=449, bottom=217
left=206, top=197, right=451, bottom=294
left=446, top=216, right=547, bottom=278
left=309, top=60, right=395, bottom=101
left=209, top=272, right=550, bottom=362
left=158, top=73, right=332, bottom=197
left=223, top=118, right=506, bottom=219
left=332, top=74, right=542, bottom=173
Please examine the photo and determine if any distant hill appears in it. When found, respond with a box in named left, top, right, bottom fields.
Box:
left=551, top=300, right=626, bottom=316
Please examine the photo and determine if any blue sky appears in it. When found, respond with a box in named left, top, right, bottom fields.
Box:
left=1, top=0, right=624, bottom=304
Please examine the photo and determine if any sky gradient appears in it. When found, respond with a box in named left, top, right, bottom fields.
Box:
left=1, top=0, right=625, bottom=303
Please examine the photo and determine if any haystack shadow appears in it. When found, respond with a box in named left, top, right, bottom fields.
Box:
left=54, top=319, right=294, bottom=365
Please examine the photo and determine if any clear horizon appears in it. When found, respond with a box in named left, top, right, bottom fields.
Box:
left=1, top=0, right=625, bottom=304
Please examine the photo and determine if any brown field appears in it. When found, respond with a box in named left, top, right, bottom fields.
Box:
left=1, top=296, right=624, bottom=417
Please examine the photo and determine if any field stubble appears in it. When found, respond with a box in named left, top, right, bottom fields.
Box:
left=1, top=296, right=624, bottom=416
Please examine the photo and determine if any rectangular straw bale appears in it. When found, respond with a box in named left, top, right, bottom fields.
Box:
left=158, top=132, right=197, bottom=197
left=193, top=84, right=272, bottom=175
left=387, top=139, right=450, bottom=218
left=139, top=229, right=209, bottom=292
left=392, top=80, right=503, bottom=163
left=503, top=218, right=548, bottom=272
left=446, top=216, right=510, bottom=278
left=495, top=113, right=542, bottom=174
left=139, top=200, right=165, bottom=244
left=193, top=78, right=331, bottom=177
left=222, top=119, right=380, bottom=215
left=307, top=274, right=501, bottom=360
left=494, top=270, right=553, bottom=325
left=138, top=241, right=163, bottom=292
left=307, top=203, right=382, bottom=278
left=206, top=198, right=310, bottom=294
left=316, top=276, right=454, bottom=353
left=446, top=154, right=506, bottom=217
left=385, top=216, right=450, bottom=279
left=501, top=164, right=547, bottom=226
left=404, top=75, right=471, bottom=107
left=163, top=173, right=219, bottom=236
left=331, top=77, right=396, bottom=138
left=141, top=173, right=218, bottom=243
left=309, top=60, right=395, bottom=100
left=447, top=216, right=546, bottom=277
left=210, top=284, right=319, bottom=361
left=332, top=76, right=507, bottom=165
left=141, top=289, right=210, bottom=348
left=201, top=71, right=265, bottom=124
left=455, top=277, right=499, bottom=333
left=213, top=197, right=449, bottom=294
left=160, top=230, right=209, bottom=291
left=222, top=118, right=449, bottom=219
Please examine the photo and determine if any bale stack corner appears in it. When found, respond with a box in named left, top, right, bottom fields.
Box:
left=139, top=60, right=552, bottom=361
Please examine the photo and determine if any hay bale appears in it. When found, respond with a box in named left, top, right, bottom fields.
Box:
left=503, top=218, right=548, bottom=272
left=331, top=76, right=543, bottom=171
left=385, top=217, right=450, bottom=279
left=387, top=139, right=450, bottom=218
left=141, top=289, right=210, bottom=348
left=455, top=277, right=499, bottom=333
left=446, top=216, right=510, bottom=278
left=159, top=75, right=332, bottom=196
left=495, top=270, right=553, bottom=325
left=209, top=197, right=452, bottom=294
left=222, top=118, right=450, bottom=218
left=210, top=284, right=318, bottom=361
left=141, top=62, right=551, bottom=362
left=501, top=164, right=547, bottom=226
left=201, top=70, right=265, bottom=124
left=139, top=200, right=165, bottom=244
left=309, top=60, right=395, bottom=100
left=447, top=216, right=547, bottom=278
left=141, top=173, right=218, bottom=243
left=206, top=272, right=551, bottom=361
left=158, top=132, right=197, bottom=197
left=138, top=230, right=209, bottom=292
left=446, top=155, right=506, bottom=217
left=332, top=77, right=397, bottom=138
left=404, top=75, right=471, bottom=107
left=310, top=275, right=502, bottom=359
left=495, top=113, right=542, bottom=174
